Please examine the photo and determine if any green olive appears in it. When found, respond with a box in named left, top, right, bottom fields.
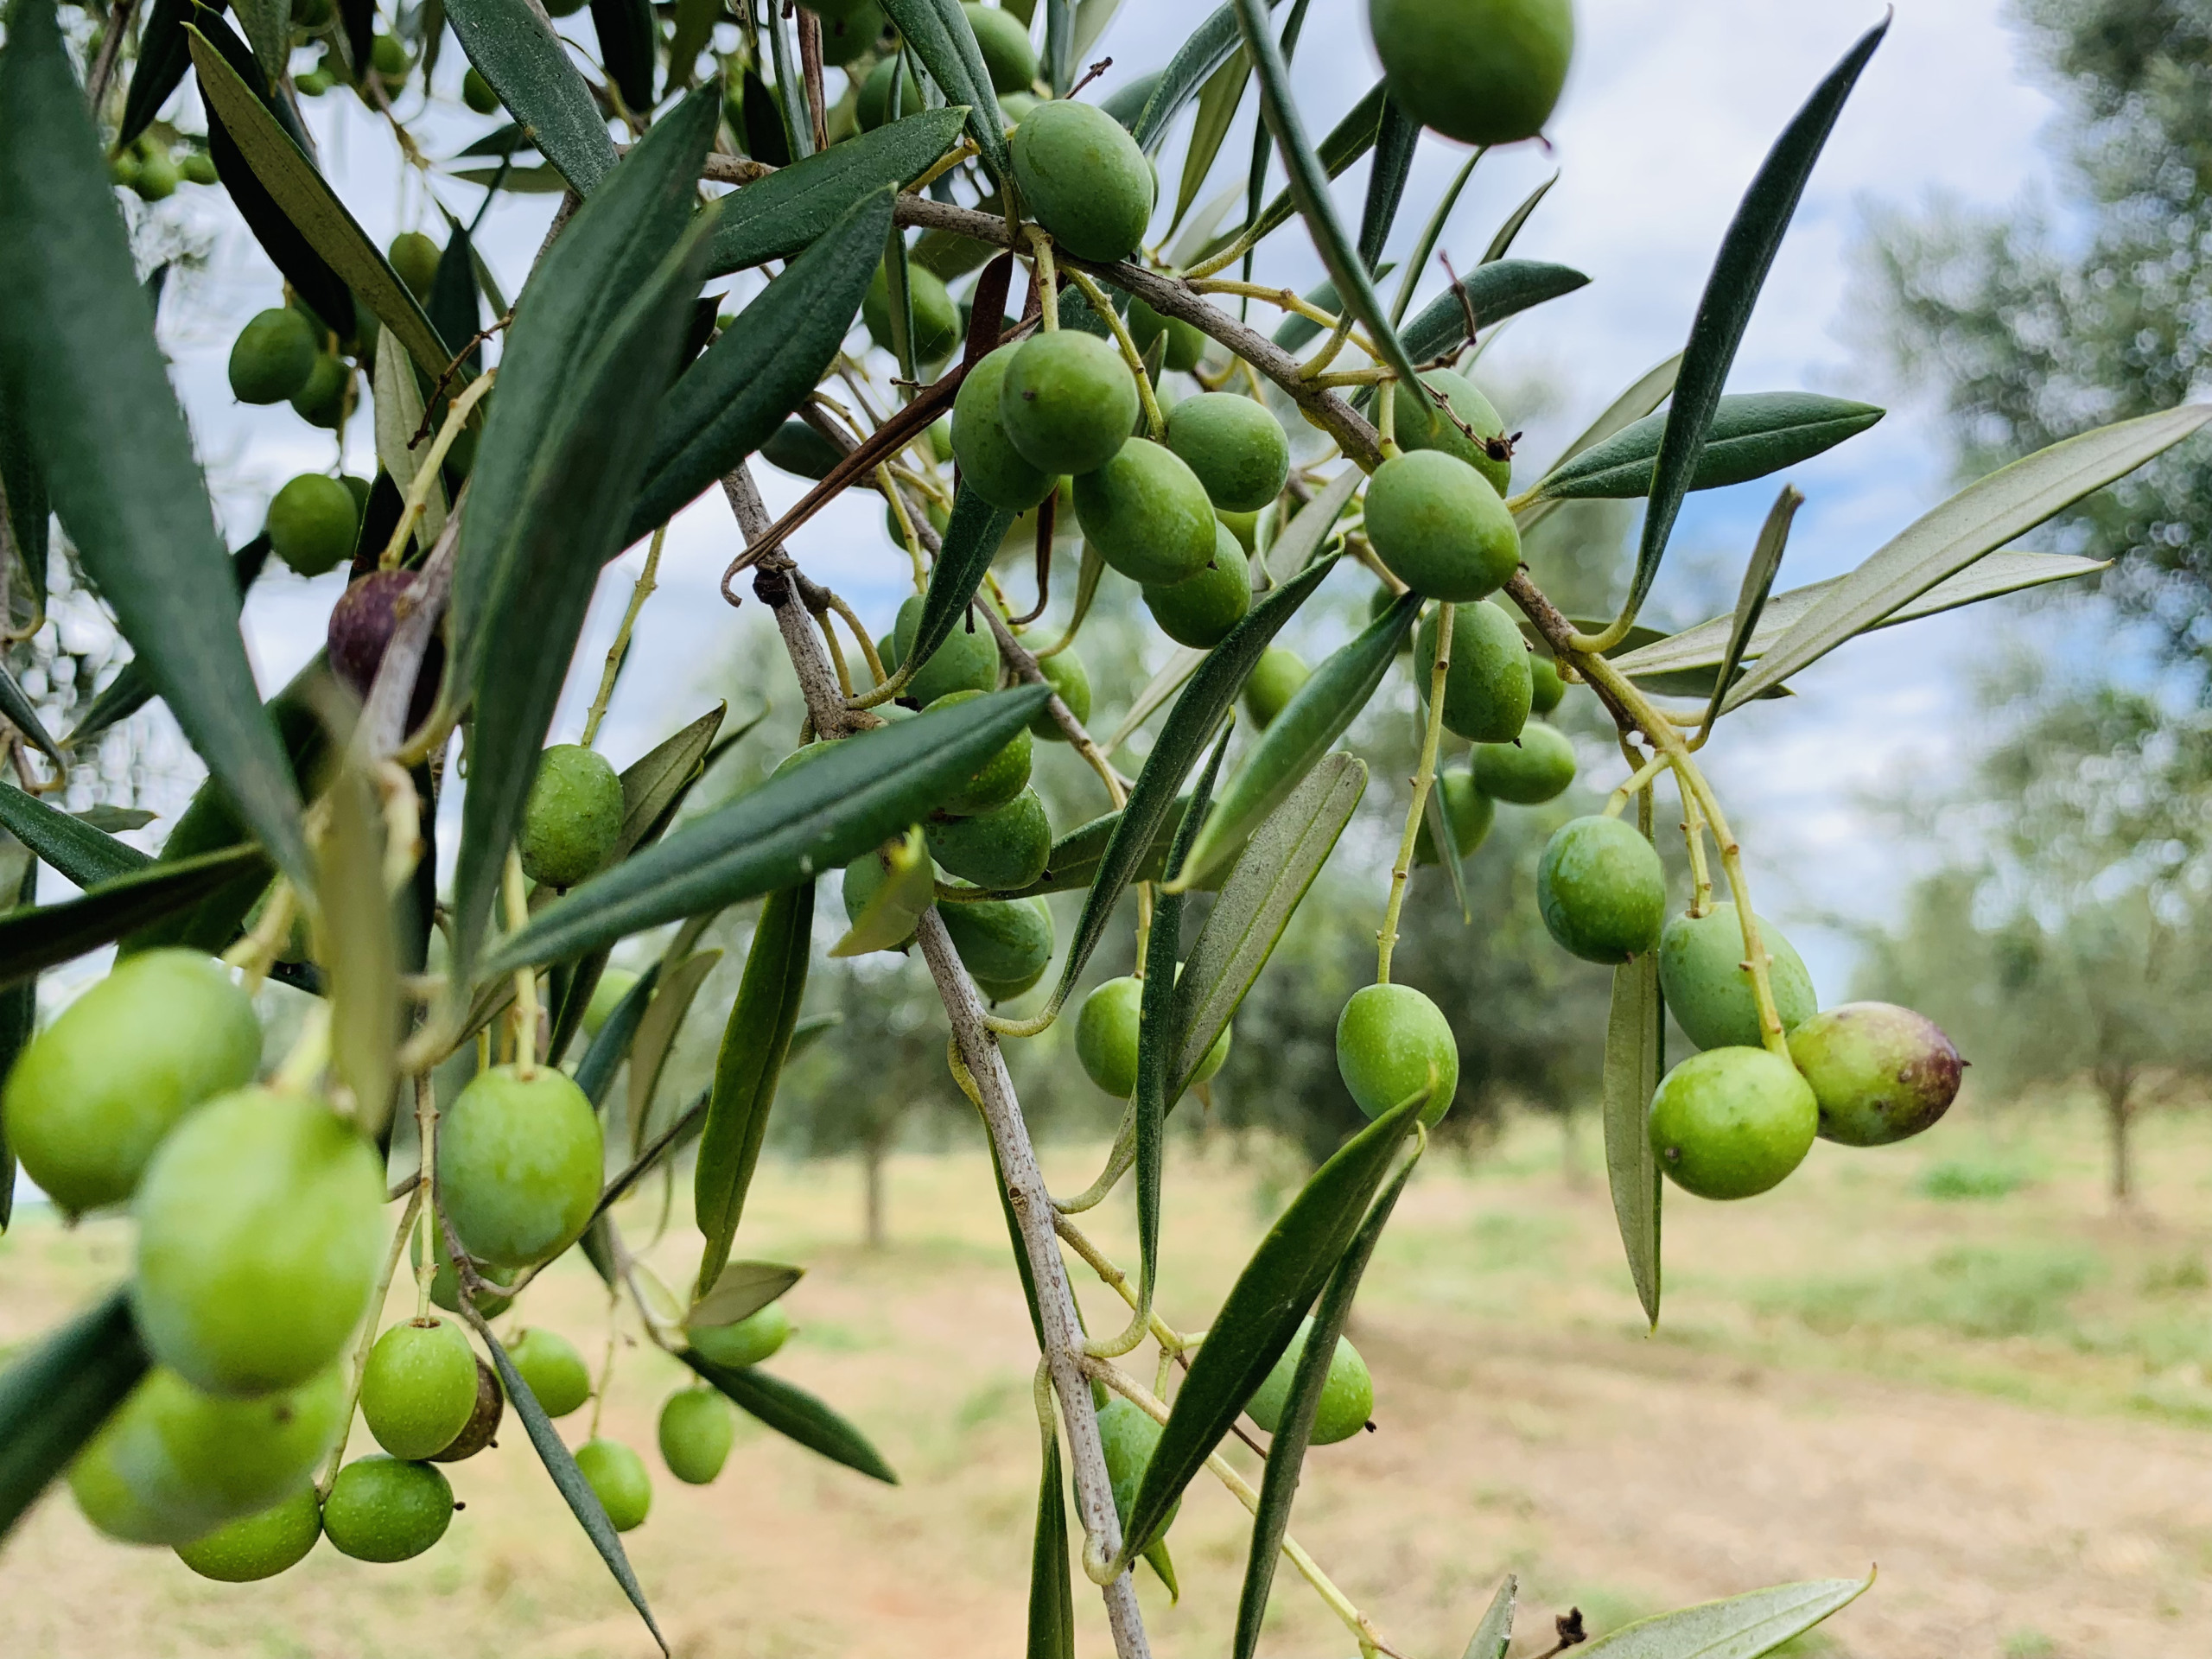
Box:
left=689, top=1300, right=792, bottom=1368
left=1363, top=450, right=1520, bottom=601
left=1529, top=652, right=1566, bottom=715
left=1657, top=904, right=1817, bottom=1052
left=658, top=1387, right=737, bottom=1484
left=360, top=1318, right=480, bottom=1461
left=1242, top=646, right=1308, bottom=729
left=1128, top=294, right=1206, bottom=372
left=1370, top=582, right=1415, bottom=653
left=321, top=1455, right=454, bottom=1562
left=228, top=308, right=318, bottom=404
left=507, top=1327, right=594, bottom=1417
left=575, top=1439, right=653, bottom=1532
left=1095, top=1395, right=1177, bottom=1535
left=1413, top=768, right=1494, bottom=865
left=1143, top=523, right=1252, bottom=648
left=840, top=838, right=926, bottom=953
left=857, top=55, right=924, bottom=130
left=131, top=147, right=179, bottom=201
left=1789, top=1001, right=1963, bottom=1147
left=1010, top=99, right=1155, bottom=262
left=1000, top=330, right=1140, bottom=475
left=962, top=1, right=1038, bottom=92
left=1164, top=391, right=1289, bottom=512
left=519, top=743, right=624, bottom=888
left=1243, top=1315, right=1373, bottom=1444
left=1391, top=368, right=1511, bottom=495
left=940, top=894, right=1054, bottom=995
left=1413, top=599, right=1533, bottom=744
left=1648, top=1046, right=1818, bottom=1200
left=928, top=785, right=1052, bottom=889
left=387, top=231, right=441, bottom=302
left=1218, top=506, right=1262, bottom=552
left=1367, top=0, right=1573, bottom=147
left=893, top=594, right=1003, bottom=704
left=462, top=66, right=501, bottom=114
left=883, top=490, right=951, bottom=548
left=438, top=1064, right=604, bottom=1268
left=1073, top=438, right=1217, bottom=586
left=952, top=343, right=1058, bottom=512
left=1074, top=975, right=1144, bottom=1098
left=1030, top=645, right=1091, bottom=738
left=925, top=688, right=1033, bottom=813
left=583, top=967, right=642, bottom=1037
left=289, top=353, right=350, bottom=430
left=1536, top=816, right=1667, bottom=964
left=862, top=262, right=962, bottom=367
left=1334, top=982, right=1459, bottom=1125
left=813, top=0, right=882, bottom=62
left=173, top=1487, right=322, bottom=1581
left=1471, top=721, right=1575, bottom=804
left=265, top=473, right=359, bottom=577
left=760, top=418, right=844, bottom=480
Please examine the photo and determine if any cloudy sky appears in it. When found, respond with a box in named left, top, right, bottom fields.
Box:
left=127, top=0, right=2070, bottom=1001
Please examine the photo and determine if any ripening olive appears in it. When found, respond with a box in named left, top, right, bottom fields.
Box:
left=941, top=895, right=1055, bottom=997
left=2, top=949, right=259, bottom=1216
left=1413, top=767, right=1494, bottom=865
left=1529, top=652, right=1566, bottom=715
left=963, top=1, right=1038, bottom=92
left=863, top=262, right=961, bottom=367
left=925, top=688, right=1033, bottom=813
left=265, top=473, right=359, bottom=577
left=427, top=1357, right=504, bottom=1463
left=1000, top=89, right=1040, bottom=127
left=858, top=55, right=924, bottom=130
left=438, top=1065, right=604, bottom=1268
left=289, top=353, right=351, bottom=429
left=928, top=786, right=1052, bottom=889
left=1128, top=294, right=1205, bottom=372
left=462, top=66, right=500, bottom=113
left=1243, top=646, right=1308, bottom=729
left=1648, top=1046, right=1818, bottom=1200
left=1095, top=1395, right=1176, bottom=1535
left=1471, top=721, right=1575, bottom=804
left=1010, top=99, right=1155, bottom=262
left=690, top=1300, right=792, bottom=1369
left=659, top=1388, right=737, bottom=1484
left=1030, top=645, right=1091, bottom=739
left=506, top=1327, right=593, bottom=1417
left=1243, top=1315, right=1373, bottom=1445
left=387, top=232, right=441, bottom=302
left=1789, top=1001, right=1964, bottom=1147
left=1391, top=368, right=1511, bottom=495
left=1164, top=391, right=1289, bottom=513
left=584, top=967, right=642, bottom=1037
left=1335, top=982, right=1459, bottom=1125
left=409, top=1222, right=517, bottom=1318
left=1001, top=330, right=1140, bottom=475
left=321, top=1455, right=454, bottom=1562
left=575, top=1439, right=652, bottom=1532
left=520, top=743, right=624, bottom=888
left=133, top=1089, right=383, bottom=1396
left=1363, top=450, right=1520, bottom=602
left=1414, top=599, right=1533, bottom=744
left=173, top=1487, right=323, bottom=1581
left=360, top=1318, right=480, bottom=1461
left=1073, top=438, right=1217, bottom=586
left=327, top=569, right=446, bottom=729
left=1658, top=904, right=1816, bottom=1052
left=228, top=308, right=318, bottom=404
left=1368, top=0, right=1573, bottom=148
left=894, top=594, right=1003, bottom=704
left=1144, top=523, right=1251, bottom=648
left=1536, top=815, right=1666, bottom=965
left=952, top=344, right=1058, bottom=512
left=884, top=490, right=951, bottom=549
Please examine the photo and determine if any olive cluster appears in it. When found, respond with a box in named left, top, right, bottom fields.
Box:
left=107, top=131, right=217, bottom=200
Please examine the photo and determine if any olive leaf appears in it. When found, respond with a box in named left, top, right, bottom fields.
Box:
left=1027, top=1421, right=1076, bottom=1659
left=831, top=826, right=934, bottom=954
left=1102, top=646, right=1205, bottom=757
left=1264, top=465, right=1363, bottom=582
left=1483, top=173, right=1556, bottom=264
left=0, top=847, right=267, bottom=990
left=575, top=962, right=662, bottom=1109
left=875, top=0, right=1009, bottom=185
left=118, top=0, right=201, bottom=150
left=0, top=1287, right=149, bottom=1543
left=1603, top=938, right=1662, bottom=1327
left=626, top=950, right=723, bottom=1158
left=684, top=1353, right=899, bottom=1484
left=0, top=664, right=60, bottom=769
left=902, top=486, right=1020, bottom=685
left=446, top=0, right=620, bottom=193
left=591, top=0, right=656, bottom=113
left=689, top=1260, right=804, bottom=1327
left=0, top=378, right=47, bottom=626
left=1236, top=77, right=1382, bottom=251
left=593, top=1089, right=709, bottom=1222
left=0, top=0, right=311, bottom=891
left=1698, top=485, right=1801, bottom=735
left=318, top=768, right=400, bottom=1140
left=705, top=108, right=969, bottom=276
left=1463, top=1576, right=1517, bottom=1659
left=66, top=537, right=270, bottom=752
left=1580, top=1575, right=1873, bottom=1659
left=1533, top=392, right=1884, bottom=502
left=230, top=0, right=289, bottom=92
left=1129, top=0, right=1281, bottom=155
left=1173, top=48, right=1250, bottom=233
left=0, top=855, right=34, bottom=1232
left=995, top=803, right=1192, bottom=899
left=1357, top=96, right=1420, bottom=272
left=1396, top=258, right=1592, bottom=364
left=0, top=783, right=151, bottom=888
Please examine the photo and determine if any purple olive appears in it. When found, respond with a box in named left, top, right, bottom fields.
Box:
left=1788, top=1001, right=1963, bottom=1147
left=327, top=569, right=442, bottom=728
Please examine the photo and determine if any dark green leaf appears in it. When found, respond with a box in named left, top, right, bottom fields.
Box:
left=626, top=950, right=722, bottom=1157
left=1580, top=1576, right=1872, bottom=1659
left=0, top=847, right=264, bottom=990
left=1238, top=76, right=1385, bottom=251
left=1173, top=48, right=1249, bottom=232
left=231, top=0, right=288, bottom=88
left=482, top=686, right=1051, bottom=975
left=336, top=0, right=372, bottom=82
left=1131, top=2, right=1252, bottom=153
left=429, top=221, right=485, bottom=376
left=704, top=108, right=969, bottom=276
left=689, top=1259, right=804, bottom=1326
left=1397, top=258, right=1591, bottom=364
left=1536, top=392, right=1884, bottom=501
left=0, top=666, right=60, bottom=770
left=0, top=2, right=309, bottom=889
left=0, top=1286, right=148, bottom=1543
left=1357, top=96, right=1418, bottom=272
left=0, top=783, right=149, bottom=888
left=1612, top=18, right=1887, bottom=633
left=575, top=961, right=662, bottom=1109
left=0, top=339, right=48, bottom=626
left=902, top=485, right=1019, bottom=685
left=1049, top=556, right=1338, bottom=1013
left=589, top=0, right=656, bottom=113
left=448, top=162, right=570, bottom=194
left=1463, top=1577, right=1517, bottom=1659
left=684, top=1354, right=899, bottom=1483
left=1603, top=801, right=1662, bottom=1326
left=875, top=0, right=1009, bottom=184
left=446, top=0, right=620, bottom=194
left=761, top=0, right=811, bottom=162
left=1121, top=1087, right=1424, bottom=1559
left=630, top=186, right=894, bottom=539
left=594, top=1089, right=709, bottom=1219
left=1699, top=485, right=1800, bottom=735
left=694, top=880, right=813, bottom=1297
left=998, top=799, right=1195, bottom=897
left=1027, top=1424, right=1075, bottom=1659
left=0, top=852, right=30, bottom=1230
left=118, top=0, right=201, bottom=150
left=1482, top=174, right=1554, bottom=264
left=665, top=0, right=718, bottom=95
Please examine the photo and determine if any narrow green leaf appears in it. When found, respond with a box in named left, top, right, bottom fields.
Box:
left=832, top=826, right=934, bottom=954
left=689, top=1260, right=804, bottom=1326
left=589, top=0, right=656, bottom=112
left=1463, top=1576, right=1517, bottom=1659
left=0, top=784, right=150, bottom=888
left=445, top=0, right=620, bottom=194
left=1388, top=148, right=1482, bottom=329
left=1396, top=258, right=1591, bottom=364
left=1173, top=49, right=1250, bottom=233
left=1233, top=1141, right=1416, bottom=1659
left=705, top=108, right=969, bottom=275
left=1237, top=77, right=1384, bottom=251
left=476, top=1324, right=669, bottom=1653
left=575, top=962, right=662, bottom=1109
left=666, top=0, right=720, bottom=92
left=1102, top=647, right=1206, bottom=758
left=627, top=950, right=723, bottom=1157
left=372, top=341, right=448, bottom=551
left=0, top=378, right=48, bottom=624
left=1698, top=486, right=1800, bottom=735
left=693, top=881, right=812, bottom=1295
left=0, top=847, right=264, bottom=990
left=876, top=0, right=1010, bottom=184
left=1173, top=753, right=1363, bottom=1092
left=1536, top=392, right=1884, bottom=501
left=318, top=768, right=400, bottom=1139
left=1613, top=18, right=1887, bottom=635
left=1482, top=174, right=1555, bottom=264
left=1130, top=0, right=1269, bottom=153
left=1580, top=1575, right=1873, bottom=1659
left=232, top=0, right=289, bottom=89
left=684, top=1353, right=899, bottom=1483
left=1043, top=0, right=1072, bottom=93
left=996, top=802, right=1192, bottom=898
left=1264, top=465, right=1363, bottom=580
left=1027, top=1424, right=1076, bottom=1659
left=1357, top=96, right=1419, bottom=272
left=0, top=1286, right=149, bottom=1542
left=118, top=0, right=199, bottom=150
left=1515, top=358, right=1683, bottom=546
left=591, top=1090, right=709, bottom=1222
left=1121, top=1087, right=1424, bottom=1559
left=1603, top=944, right=1662, bottom=1325
left=1421, top=747, right=1472, bottom=925
left=0, top=0, right=309, bottom=889
left=1180, top=591, right=1417, bottom=886
left=905, top=486, right=1020, bottom=682
left=1051, top=556, right=1338, bottom=1013
left=448, top=161, right=570, bottom=194
left=0, top=855, right=33, bottom=1230
left=1726, top=404, right=2212, bottom=710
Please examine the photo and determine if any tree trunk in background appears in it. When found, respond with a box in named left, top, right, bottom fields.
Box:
left=863, top=1128, right=889, bottom=1249
left=2099, top=1066, right=2136, bottom=1210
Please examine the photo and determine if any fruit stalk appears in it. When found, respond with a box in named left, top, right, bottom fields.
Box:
left=501, top=849, right=537, bottom=1078
left=378, top=372, right=494, bottom=572
left=580, top=523, right=666, bottom=750
left=413, top=1075, right=437, bottom=1321
left=319, top=1181, right=423, bottom=1501
left=1062, top=267, right=1168, bottom=442
left=1376, top=601, right=1452, bottom=983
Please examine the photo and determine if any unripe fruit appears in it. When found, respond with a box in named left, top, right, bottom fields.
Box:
left=1529, top=652, right=1566, bottom=715
left=507, top=1327, right=593, bottom=1416
left=2, top=949, right=259, bottom=1216
left=1414, top=768, right=1494, bottom=865
left=1335, top=982, right=1459, bottom=1125
left=1648, top=1046, right=1818, bottom=1200
left=1391, top=368, right=1511, bottom=495
left=387, top=232, right=440, bottom=301
left=762, top=416, right=846, bottom=480
left=289, top=353, right=350, bottom=429
left=1000, top=90, right=1040, bottom=127
left=926, top=688, right=1033, bottom=814
left=1073, top=438, right=1217, bottom=586
left=321, top=1455, right=454, bottom=1562
left=410, top=1223, right=517, bottom=1317
left=1471, top=721, right=1575, bottom=804
left=1243, top=646, right=1308, bottom=729
left=132, top=146, right=179, bottom=200
left=228, top=308, right=318, bottom=404
left=1001, top=330, right=1139, bottom=475
left=266, top=472, right=359, bottom=576
left=814, top=0, right=881, bottom=62
left=962, top=1, right=1038, bottom=92
left=179, top=149, right=220, bottom=186
left=1658, top=904, right=1817, bottom=1052
left=1010, top=99, right=1155, bottom=262
left=841, top=842, right=924, bottom=952
left=173, top=1487, right=322, bottom=1581
left=1030, top=645, right=1091, bottom=738
left=1075, top=975, right=1142, bottom=1098
left=1144, top=523, right=1251, bottom=648
left=658, top=1388, right=738, bottom=1484
left=1095, top=1395, right=1176, bottom=1535
left=111, top=149, right=141, bottom=191
left=360, top=1318, right=480, bottom=1460
left=1414, top=599, right=1533, bottom=744
left=857, top=55, right=924, bottom=130
left=1218, top=506, right=1262, bottom=552
left=134, top=1090, right=383, bottom=1396
left=428, top=1357, right=505, bottom=1462
left=370, top=32, right=410, bottom=89
left=883, top=489, right=951, bottom=549
left=70, top=1364, right=346, bottom=1544
left=584, top=967, right=642, bottom=1036
left=1363, top=450, right=1520, bottom=601
left=1368, top=0, right=1573, bottom=147
left=438, top=1065, right=604, bottom=1268
left=462, top=66, right=500, bottom=113
left=941, top=894, right=1054, bottom=998
left=1164, top=392, right=1289, bottom=512
left=862, top=262, right=961, bottom=366
left=928, top=786, right=1052, bottom=889
left=1243, top=1315, right=1372, bottom=1444
left=893, top=594, right=1002, bottom=704
left=690, top=1300, right=792, bottom=1368
left=1537, top=816, right=1666, bottom=964
left=1128, top=294, right=1205, bottom=372
left=952, top=344, right=1058, bottom=512
left=575, top=1438, right=652, bottom=1531
left=1789, top=1001, right=1963, bottom=1147
left=520, top=743, right=624, bottom=888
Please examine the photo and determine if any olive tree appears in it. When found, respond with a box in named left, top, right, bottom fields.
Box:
left=0, top=0, right=2195, bottom=1653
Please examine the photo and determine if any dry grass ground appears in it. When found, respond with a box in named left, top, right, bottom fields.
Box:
left=7, top=1096, right=2212, bottom=1659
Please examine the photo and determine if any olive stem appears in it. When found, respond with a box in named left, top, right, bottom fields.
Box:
left=222, top=877, right=297, bottom=993
left=1055, top=1102, right=1138, bottom=1213
left=1063, top=267, right=1167, bottom=443
left=1373, top=372, right=1400, bottom=462
left=1376, top=601, right=1451, bottom=984
left=1603, top=751, right=1669, bottom=818
left=1033, top=543, right=1103, bottom=662
left=1053, top=1207, right=1191, bottom=1357
left=272, top=1003, right=331, bottom=1095
left=1681, top=775, right=1715, bottom=919
left=320, top=1180, right=423, bottom=1501
left=879, top=462, right=931, bottom=589
left=580, top=522, right=665, bottom=750
left=1299, top=312, right=1363, bottom=382
left=414, top=1074, right=438, bottom=1322
left=378, top=371, right=494, bottom=572
left=819, top=587, right=889, bottom=687
left=1026, top=226, right=1061, bottom=332
left=502, top=849, right=538, bottom=1079
left=587, top=1287, right=620, bottom=1440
